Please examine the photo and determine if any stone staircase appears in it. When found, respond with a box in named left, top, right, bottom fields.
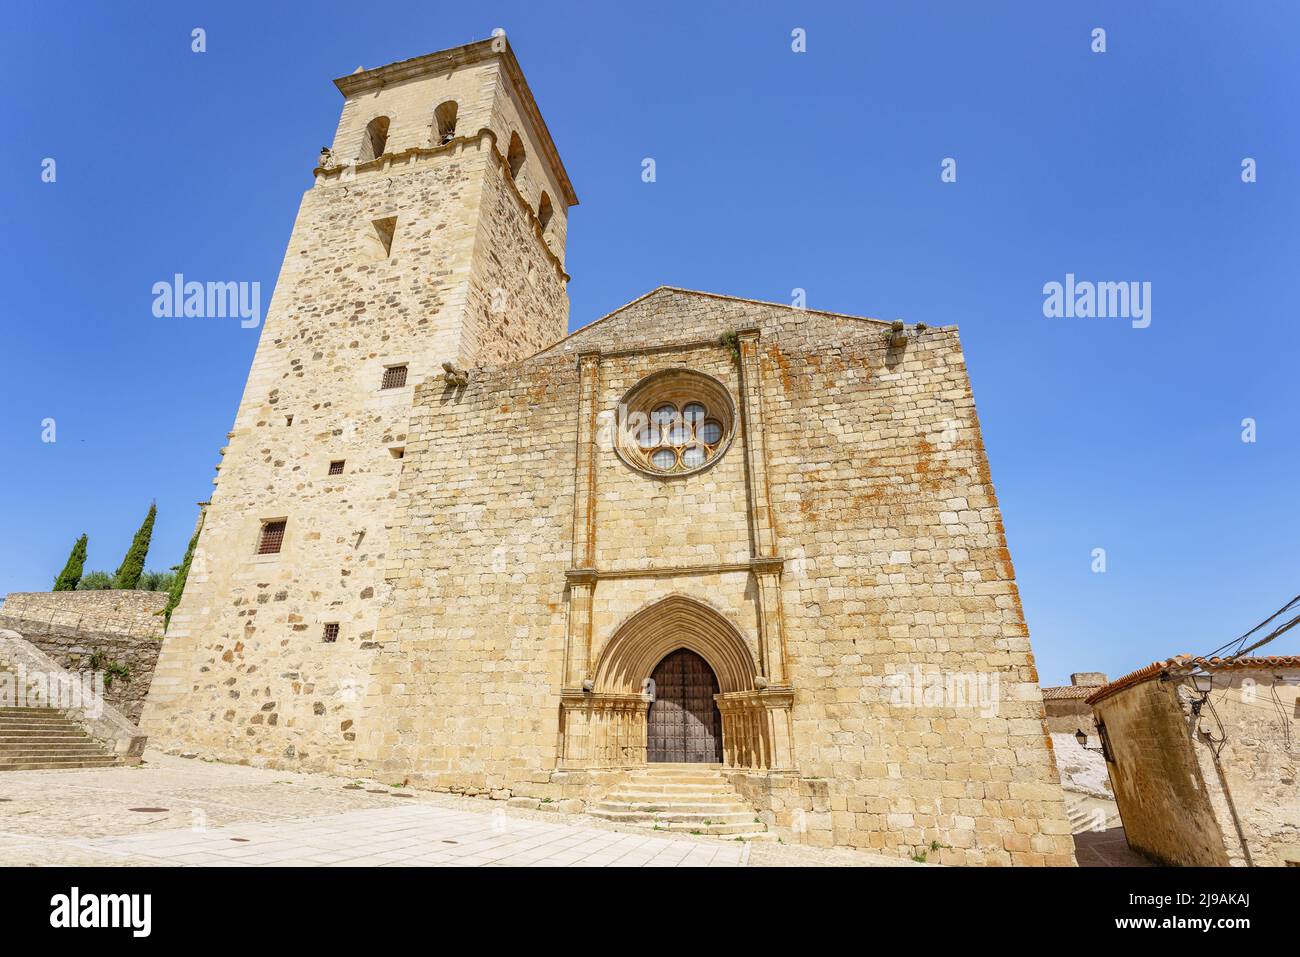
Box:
left=586, top=766, right=774, bottom=842
left=0, top=706, right=122, bottom=771
left=1064, top=793, right=1122, bottom=835
left=0, top=653, right=123, bottom=771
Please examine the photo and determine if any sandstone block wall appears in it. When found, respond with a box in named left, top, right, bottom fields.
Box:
left=363, top=288, right=1074, bottom=864
left=0, top=591, right=167, bottom=722
left=141, top=41, right=572, bottom=769
left=1090, top=679, right=1228, bottom=865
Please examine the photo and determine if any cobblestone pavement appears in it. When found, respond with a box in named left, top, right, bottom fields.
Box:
left=1073, top=826, right=1154, bottom=867
left=0, top=752, right=914, bottom=867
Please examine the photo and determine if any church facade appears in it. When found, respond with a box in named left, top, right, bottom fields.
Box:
left=141, top=38, right=1074, bottom=865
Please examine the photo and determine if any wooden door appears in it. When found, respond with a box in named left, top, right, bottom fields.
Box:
left=647, top=649, right=722, bottom=763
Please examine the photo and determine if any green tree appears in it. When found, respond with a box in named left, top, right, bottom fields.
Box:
left=112, top=502, right=156, bottom=590
left=77, top=570, right=113, bottom=590
left=164, top=518, right=203, bottom=630
left=138, top=570, right=177, bottom=592
left=52, top=533, right=88, bottom=591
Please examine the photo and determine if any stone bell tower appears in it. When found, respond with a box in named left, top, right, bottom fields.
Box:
left=141, top=38, right=578, bottom=769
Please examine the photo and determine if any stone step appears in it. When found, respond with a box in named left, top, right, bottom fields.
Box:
left=0, top=712, right=84, bottom=721
left=596, top=795, right=754, bottom=813
left=0, top=732, right=88, bottom=743
left=651, top=820, right=765, bottom=837
left=0, top=707, right=73, bottom=717
left=0, top=745, right=114, bottom=758
left=0, top=722, right=87, bottom=733
left=0, top=757, right=120, bottom=771
left=625, top=774, right=727, bottom=787
left=588, top=807, right=758, bottom=827
left=610, top=783, right=736, bottom=797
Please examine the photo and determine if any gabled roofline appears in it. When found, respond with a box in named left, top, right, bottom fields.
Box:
left=334, top=38, right=578, bottom=207
left=525, top=285, right=906, bottom=363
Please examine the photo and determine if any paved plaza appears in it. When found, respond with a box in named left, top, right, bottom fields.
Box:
left=0, top=752, right=913, bottom=867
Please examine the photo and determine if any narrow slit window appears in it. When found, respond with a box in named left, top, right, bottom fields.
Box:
left=381, top=365, right=408, bottom=389
left=322, top=622, right=340, bottom=643
left=538, top=191, right=553, bottom=231
left=328, top=460, right=345, bottom=475
left=257, top=520, right=286, bottom=555
left=370, top=216, right=397, bottom=258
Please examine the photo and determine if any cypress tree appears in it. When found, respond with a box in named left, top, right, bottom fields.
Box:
left=52, top=534, right=88, bottom=591
left=164, top=517, right=203, bottom=630
left=112, top=502, right=156, bottom=590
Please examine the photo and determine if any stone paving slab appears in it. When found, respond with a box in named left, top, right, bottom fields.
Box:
left=0, top=750, right=913, bottom=868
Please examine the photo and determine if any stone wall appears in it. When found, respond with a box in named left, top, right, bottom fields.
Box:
left=0, top=591, right=166, bottom=723
left=142, top=40, right=572, bottom=769
left=1096, top=664, right=1300, bottom=867
left=362, top=287, right=1073, bottom=865
left=1203, top=667, right=1300, bottom=866
left=1090, top=677, right=1230, bottom=865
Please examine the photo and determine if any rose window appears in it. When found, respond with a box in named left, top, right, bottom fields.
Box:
left=615, top=370, right=736, bottom=477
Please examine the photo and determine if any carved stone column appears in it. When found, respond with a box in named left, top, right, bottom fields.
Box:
left=716, top=689, right=795, bottom=771
left=563, top=352, right=601, bottom=690
left=736, top=330, right=789, bottom=686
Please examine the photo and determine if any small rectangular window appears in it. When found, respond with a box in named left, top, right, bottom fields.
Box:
left=381, top=365, right=408, bottom=389
left=322, top=622, right=340, bottom=643
left=328, top=460, right=345, bottom=475
left=257, top=520, right=286, bottom=555
left=389, top=446, right=405, bottom=459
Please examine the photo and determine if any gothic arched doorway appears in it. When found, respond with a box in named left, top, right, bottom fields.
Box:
left=647, top=648, right=723, bottom=763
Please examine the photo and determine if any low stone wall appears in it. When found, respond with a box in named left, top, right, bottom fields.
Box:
left=0, top=591, right=168, bottom=723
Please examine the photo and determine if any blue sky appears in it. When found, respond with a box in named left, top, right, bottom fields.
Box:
left=2, top=1, right=1297, bottom=684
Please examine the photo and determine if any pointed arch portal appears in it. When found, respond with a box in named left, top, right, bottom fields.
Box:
left=559, top=595, right=795, bottom=770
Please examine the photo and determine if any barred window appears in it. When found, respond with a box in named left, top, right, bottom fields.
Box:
left=257, top=520, right=286, bottom=555
left=381, top=365, right=408, bottom=389
left=322, top=622, right=340, bottom=643
left=328, top=460, right=345, bottom=476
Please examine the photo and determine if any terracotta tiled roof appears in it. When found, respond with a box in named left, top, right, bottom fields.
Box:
left=1041, top=685, right=1094, bottom=701
left=1086, top=655, right=1300, bottom=706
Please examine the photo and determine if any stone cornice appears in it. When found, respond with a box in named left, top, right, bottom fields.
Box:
left=565, top=558, right=784, bottom=582
left=332, top=37, right=578, bottom=207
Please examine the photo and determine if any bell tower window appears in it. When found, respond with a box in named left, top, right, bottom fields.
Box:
left=360, top=116, right=390, bottom=162
left=507, top=132, right=525, bottom=179
left=434, top=101, right=458, bottom=144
